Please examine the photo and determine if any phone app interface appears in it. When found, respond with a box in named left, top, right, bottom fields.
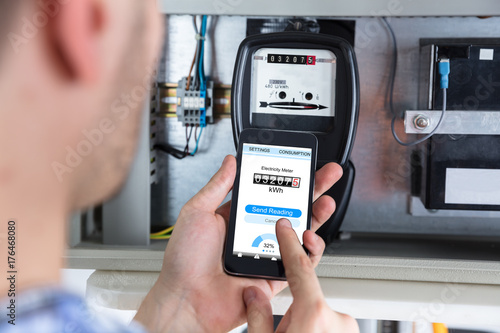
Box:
left=233, top=143, right=313, bottom=260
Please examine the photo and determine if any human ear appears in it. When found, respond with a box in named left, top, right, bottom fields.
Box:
left=53, top=0, right=106, bottom=83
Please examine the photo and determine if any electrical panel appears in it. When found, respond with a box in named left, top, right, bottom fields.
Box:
left=68, top=19, right=500, bottom=321
left=59, top=13, right=500, bottom=327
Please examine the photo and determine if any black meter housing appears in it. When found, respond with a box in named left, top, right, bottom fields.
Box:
left=231, top=32, right=359, bottom=167
left=231, top=32, right=360, bottom=244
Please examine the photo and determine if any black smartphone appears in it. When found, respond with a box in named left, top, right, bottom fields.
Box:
left=224, top=128, right=318, bottom=280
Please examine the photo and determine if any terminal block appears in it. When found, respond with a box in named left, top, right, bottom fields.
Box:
left=176, top=77, right=214, bottom=127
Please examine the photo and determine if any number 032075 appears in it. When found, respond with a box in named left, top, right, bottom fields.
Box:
left=253, top=173, right=301, bottom=188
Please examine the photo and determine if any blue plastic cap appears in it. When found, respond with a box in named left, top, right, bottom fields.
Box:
left=438, top=59, right=450, bottom=89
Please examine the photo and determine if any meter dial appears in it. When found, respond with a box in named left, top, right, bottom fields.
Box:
left=251, top=47, right=336, bottom=121
left=231, top=32, right=359, bottom=167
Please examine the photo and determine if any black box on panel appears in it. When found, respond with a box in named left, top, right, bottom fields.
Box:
left=418, top=38, right=500, bottom=211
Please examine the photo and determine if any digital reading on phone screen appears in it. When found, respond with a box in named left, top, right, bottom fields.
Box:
left=225, top=129, right=317, bottom=279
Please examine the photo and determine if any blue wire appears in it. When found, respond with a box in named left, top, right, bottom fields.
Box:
left=190, top=126, right=204, bottom=156
left=199, top=15, right=207, bottom=90
left=198, top=45, right=204, bottom=90
left=202, top=16, right=207, bottom=83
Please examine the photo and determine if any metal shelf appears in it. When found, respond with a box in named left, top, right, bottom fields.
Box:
left=158, top=0, right=500, bottom=17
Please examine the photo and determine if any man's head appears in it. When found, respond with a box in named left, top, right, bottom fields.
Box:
left=0, top=0, right=163, bottom=213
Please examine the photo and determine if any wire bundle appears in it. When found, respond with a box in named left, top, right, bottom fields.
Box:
left=186, top=15, right=208, bottom=155
left=155, top=15, right=208, bottom=160
left=151, top=16, right=209, bottom=239
left=150, top=225, right=174, bottom=240
left=189, top=15, right=208, bottom=91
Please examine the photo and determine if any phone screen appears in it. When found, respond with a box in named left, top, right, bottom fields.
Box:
left=232, top=143, right=313, bottom=260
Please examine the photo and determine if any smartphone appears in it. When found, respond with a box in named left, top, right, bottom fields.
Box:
left=224, top=128, right=318, bottom=280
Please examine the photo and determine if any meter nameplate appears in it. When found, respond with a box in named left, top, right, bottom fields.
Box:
left=251, top=48, right=336, bottom=118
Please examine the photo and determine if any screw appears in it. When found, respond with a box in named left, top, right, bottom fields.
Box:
left=414, top=115, right=430, bottom=130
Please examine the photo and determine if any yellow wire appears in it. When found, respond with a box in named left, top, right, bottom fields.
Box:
left=432, top=323, right=448, bottom=333
left=150, top=235, right=172, bottom=240
left=150, top=225, right=175, bottom=237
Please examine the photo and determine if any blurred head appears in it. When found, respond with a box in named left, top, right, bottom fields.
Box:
left=0, top=0, right=163, bottom=213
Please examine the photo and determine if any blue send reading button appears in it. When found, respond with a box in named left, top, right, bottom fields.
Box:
left=245, top=205, right=302, bottom=218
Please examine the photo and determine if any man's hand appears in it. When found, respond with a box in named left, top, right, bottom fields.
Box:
left=243, top=219, right=359, bottom=333
left=134, top=155, right=343, bottom=333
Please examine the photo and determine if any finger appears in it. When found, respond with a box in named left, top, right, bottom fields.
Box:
left=313, top=163, right=343, bottom=202
left=279, top=307, right=359, bottom=333
left=184, top=155, right=236, bottom=213
left=334, top=313, right=360, bottom=333
left=275, top=308, right=292, bottom=333
left=244, top=287, right=274, bottom=333
left=310, top=195, right=336, bottom=233
left=264, top=279, right=288, bottom=299
left=303, top=230, right=326, bottom=268
left=276, top=219, right=323, bottom=302
left=215, top=200, right=231, bottom=222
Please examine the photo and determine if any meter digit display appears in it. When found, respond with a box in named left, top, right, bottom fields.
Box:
left=267, top=54, right=314, bottom=65
left=253, top=173, right=301, bottom=188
